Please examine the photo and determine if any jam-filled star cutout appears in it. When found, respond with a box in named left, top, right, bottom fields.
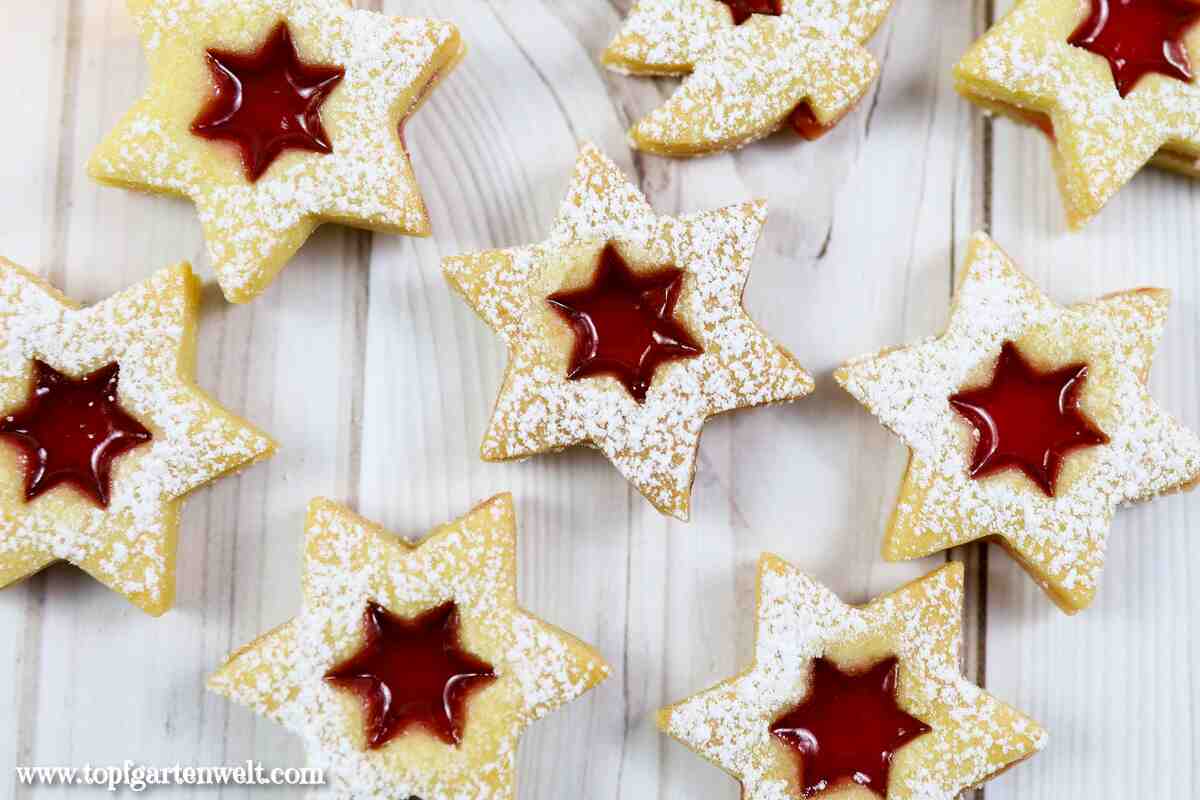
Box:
left=210, top=494, right=609, bottom=798
left=443, top=145, right=813, bottom=520
left=325, top=601, right=497, bottom=749
left=955, top=0, right=1200, bottom=226
left=1068, top=0, right=1200, bottom=97
left=603, top=0, right=894, bottom=155
left=89, top=0, right=464, bottom=303
left=659, top=559, right=1045, bottom=800
left=771, top=657, right=932, bottom=797
left=192, top=23, right=345, bottom=182
left=949, top=341, right=1109, bottom=496
left=720, top=0, right=784, bottom=25
left=547, top=244, right=703, bottom=403
left=0, top=361, right=152, bottom=508
left=0, top=258, right=275, bottom=615
left=837, top=233, right=1200, bottom=613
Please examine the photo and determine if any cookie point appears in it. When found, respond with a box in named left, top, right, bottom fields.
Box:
left=879, top=534, right=909, bottom=563
left=937, top=560, right=966, bottom=589
left=128, top=587, right=173, bottom=618
left=306, top=496, right=345, bottom=519
left=479, top=492, right=515, bottom=517
left=654, top=706, right=675, bottom=732
left=759, top=552, right=791, bottom=574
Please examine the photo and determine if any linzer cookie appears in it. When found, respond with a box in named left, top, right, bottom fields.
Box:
left=955, top=0, right=1200, bottom=226
left=442, top=145, right=814, bottom=520
left=88, top=0, right=464, bottom=303
left=209, top=494, right=609, bottom=799
left=836, top=233, right=1200, bottom=613
left=658, top=559, right=1045, bottom=799
left=0, top=258, right=275, bottom=615
left=602, top=0, right=892, bottom=155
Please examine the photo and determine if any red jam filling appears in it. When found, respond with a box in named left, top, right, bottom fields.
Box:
left=790, top=102, right=837, bottom=140
left=1012, top=107, right=1056, bottom=140
left=1068, top=0, right=1200, bottom=97
left=191, top=22, right=345, bottom=182
left=949, top=341, right=1109, bottom=497
left=0, top=360, right=151, bottom=508
left=719, top=0, right=784, bottom=25
left=324, top=601, right=496, bottom=750
left=547, top=243, right=703, bottom=404
left=771, top=657, right=931, bottom=798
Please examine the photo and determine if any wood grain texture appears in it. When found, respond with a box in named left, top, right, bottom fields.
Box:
left=0, top=0, right=1192, bottom=798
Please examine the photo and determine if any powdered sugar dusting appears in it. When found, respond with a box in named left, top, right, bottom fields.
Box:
left=208, top=495, right=609, bottom=799
left=0, top=259, right=274, bottom=614
left=954, top=0, right=1200, bottom=225
left=442, top=145, right=814, bottom=520
left=836, top=233, right=1200, bottom=611
left=660, top=559, right=1046, bottom=799
left=604, top=0, right=892, bottom=154
left=89, top=0, right=462, bottom=302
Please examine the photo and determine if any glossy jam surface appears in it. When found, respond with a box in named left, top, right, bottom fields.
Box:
left=771, top=657, right=931, bottom=797
left=324, top=602, right=496, bottom=750
left=949, top=341, right=1108, bottom=497
left=0, top=361, right=151, bottom=508
left=547, top=243, right=703, bottom=403
left=719, top=0, right=785, bottom=24
left=191, top=23, right=345, bottom=181
left=1068, top=0, right=1200, bottom=96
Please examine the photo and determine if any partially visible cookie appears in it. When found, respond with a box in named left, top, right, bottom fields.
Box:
left=0, top=258, right=275, bottom=615
left=659, top=559, right=1046, bottom=798
left=443, top=144, right=814, bottom=520
left=209, top=494, right=609, bottom=799
left=89, top=0, right=464, bottom=302
left=603, top=0, right=893, bottom=155
left=836, top=232, right=1200, bottom=613
left=954, top=0, right=1200, bottom=226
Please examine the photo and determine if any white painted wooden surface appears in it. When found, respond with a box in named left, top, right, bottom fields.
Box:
left=0, top=0, right=1194, bottom=797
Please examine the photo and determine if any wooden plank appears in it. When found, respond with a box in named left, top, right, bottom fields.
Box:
left=984, top=2, right=1200, bottom=797
left=0, top=1, right=73, bottom=791
left=355, top=2, right=981, bottom=799
left=0, top=3, right=364, bottom=799
left=11, top=0, right=1199, bottom=798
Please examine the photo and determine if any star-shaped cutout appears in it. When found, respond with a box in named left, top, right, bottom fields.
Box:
left=191, top=22, right=345, bottom=182
left=0, top=360, right=153, bottom=507
left=0, top=258, right=275, bottom=615
left=442, top=145, right=814, bottom=520
left=324, top=601, right=497, bottom=749
left=955, top=0, right=1200, bottom=226
left=658, top=559, right=1045, bottom=800
left=547, top=243, right=703, bottom=403
left=1068, top=0, right=1200, bottom=97
left=771, top=656, right=931, bottom=797
left=88, top=0, right=464, bottom=303
left=602, top=0, right=894, bottom=155
left=836, top=233, right=1200, bottom=613
left=949, top=341, right=1109, bottom=496
left=209, top=494, right=609, bottom=799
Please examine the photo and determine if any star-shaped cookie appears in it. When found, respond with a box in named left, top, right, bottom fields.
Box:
left=658, top=559, right=1046, bottom=799
left=442, top=145, right=814, bottom=520
left=954, top=0, right=1200, bottom=227
left=209, top=494, right=610, bottom=799
left=89, top=0, right=464, bottom=303
left=836, top=233, right=1200, bottom=613
left=602, top=0, right=893, bottom=155
left=0, top=258, right=275, bottom=615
